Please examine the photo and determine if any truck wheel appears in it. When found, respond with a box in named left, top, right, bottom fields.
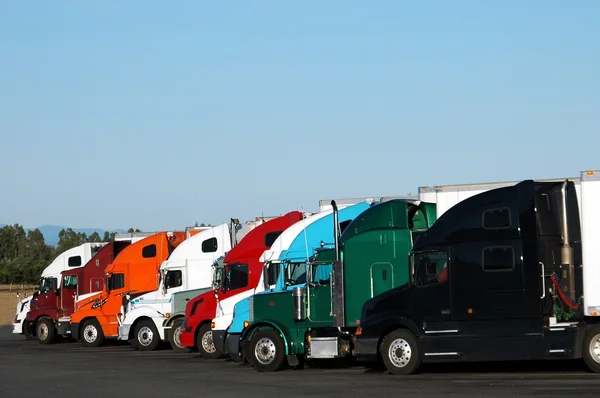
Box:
left=380, top=328, right=421, bottom=375
left=197, top=323, right=220, bottom=359
left=133, top=319, right=161, bottom=351
left=248, top=329, right=286, bottom=372
left=81, top=319, right=105, bottom=347
left=36, top=317, right=57, bottom=345
left=168, top=318, right=190, bottom=353
left=583, top=325, right=600, bottom=373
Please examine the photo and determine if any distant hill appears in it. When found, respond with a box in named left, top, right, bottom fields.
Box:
left=0, top=224, right=128, bottom=246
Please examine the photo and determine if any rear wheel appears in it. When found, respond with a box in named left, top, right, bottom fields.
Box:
left=380, top=328, right=421, bottom=375
left=169, top=318, right=190, bottom=353
left=248, top=329, right=286, bottom=372
left=197, top=323, right=220, bottom=359
left=583, top=325, right=600, bottom=373
left=81, top=319, right=105, bottom=347
left=132, top=319, right=161, bottom=351
left=36, top=317, right=57, bottom=345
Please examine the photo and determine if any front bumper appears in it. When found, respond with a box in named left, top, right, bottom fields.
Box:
left=117, top=324, right=131, bottom=341
left=354, top=337, right=379, bottom=363
left=227, top=333, right=243, bottom=362
left=12, top=319, right=24, bottom=334
left=23, top=319, right=35, bottom=337
left=179, top=326, right=196, bottom=348
left=69, top=323, right=80, bottom=340
left=56, top=318, right=70, bottom=336
left=213, top=330, right=227, bottom=355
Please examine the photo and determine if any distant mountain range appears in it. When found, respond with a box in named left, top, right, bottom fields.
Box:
left=0, top=224, right=128, bottom=246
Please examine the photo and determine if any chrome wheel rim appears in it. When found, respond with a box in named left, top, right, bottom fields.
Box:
left=589, top=333, right=600, bottom=364
left=173, top=326, right=182, bottom=347
left=83, top=324, right=97, bottom=343
left=388, top=338, right=412, bottom=368
left=254, top=337, right=276, bottom=365
left=38, top=323, right=48, bottom=340
left=138, top=326, right=154, bottom=346
left=202, top=330, right=215, bottom=353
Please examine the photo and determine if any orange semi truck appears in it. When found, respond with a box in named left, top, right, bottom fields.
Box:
left=69, top=231, right=187, bottom=347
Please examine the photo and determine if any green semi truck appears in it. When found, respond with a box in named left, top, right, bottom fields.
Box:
left=238, top=198, right=437, bottom=371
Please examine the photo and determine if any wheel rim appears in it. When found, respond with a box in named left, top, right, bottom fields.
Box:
left=38, top=323, right=48, bottom=341
left=589, top=333, right=600, bottom=364
left=138, top=326, right=154, bottom=347
left=388, top=338, right=412, bottom=368
left=83, top=324, right=97, bottom=343
left=202, top=330, right=215, bottom=353
left=173, top=326, right=182, bottom=348
left=254, top=337, right=276, bottom=365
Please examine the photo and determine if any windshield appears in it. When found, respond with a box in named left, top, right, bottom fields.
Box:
left=63, top=275, right=78, bottom=289
left=39, top=277, right=57, bottom=293
left=221, top=263, right=249, bottom=292
left=285, top=261, right=307, bottom=286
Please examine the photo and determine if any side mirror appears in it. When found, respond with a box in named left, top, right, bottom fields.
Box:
left=125, top=294, right=131, bottom=302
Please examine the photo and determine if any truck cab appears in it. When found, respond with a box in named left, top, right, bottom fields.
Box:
left=178, top=211, right=304, bottom=357
left=117, top=221, right=250, bottom=351
left=25, top=240, right=131, bottom=344
left=13, top=242, right=107, bottom=338
left=69, top=231, right=187, bottom=347
left=239, top=198, right=436, bottom=371
left=219, top=201, right=373, bottom=362
left=354, top=177, right=600, bottom=375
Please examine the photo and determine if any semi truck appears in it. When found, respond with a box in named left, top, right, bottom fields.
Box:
left=178, top=211, right=304, bottom=357
left=218, top=200, right=373, bottom=362
left=12, top=242, right=108, bottom=339
left=238, top=198, right=437, bottom=371
left=354, top=171, right=600, bottom=375
left=25, top=240, right=132, bottom=344
left=68, top=231, right=187, bottom=347
left=116, top=220, right=250, bottom=351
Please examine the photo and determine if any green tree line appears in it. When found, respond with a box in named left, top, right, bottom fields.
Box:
left=0, top=224, right=138, bottom=284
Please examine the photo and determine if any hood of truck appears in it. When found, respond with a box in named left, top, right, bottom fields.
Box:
left=360, top=283, right=411, bottom=323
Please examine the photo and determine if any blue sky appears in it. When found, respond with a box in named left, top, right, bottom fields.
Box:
left=1, top=1, right=598, bottom=231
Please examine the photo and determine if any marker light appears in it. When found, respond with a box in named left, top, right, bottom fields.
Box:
left=211, top=322, right=215, bottom=329
left=165, top=313, right=170, bottom=318
left=356, top=327, right=362, bottom=336
left=243, top=321, right=250, bottom=328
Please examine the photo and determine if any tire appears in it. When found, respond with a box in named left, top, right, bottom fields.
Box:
left=248, top=329, right=286, bottom=372
left=36, top=317, right=57, bottom=345
left=168, top=318, right=190, bottom=353
left=196, top=323, right=220, bottom=359
left=132, top=319, right=161, bottom=351
left=583, top=325, right=600, bottom=373
left=379, top=328, right=421, bottom=375
left=80, top=319, right=105, bottom=347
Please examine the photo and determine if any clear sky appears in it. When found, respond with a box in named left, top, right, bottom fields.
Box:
left=1, top=1, right=599, bottom=232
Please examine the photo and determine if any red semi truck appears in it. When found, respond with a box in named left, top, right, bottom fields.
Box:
left=24, top=241, right=132, bottom=344
left=179, top=211, right=304, bottom=357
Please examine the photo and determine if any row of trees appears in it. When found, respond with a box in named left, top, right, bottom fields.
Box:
left=0, top=224, right=141, bottom=285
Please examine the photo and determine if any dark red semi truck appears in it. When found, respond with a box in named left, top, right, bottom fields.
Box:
left=25, top=241, right=132, bottom=344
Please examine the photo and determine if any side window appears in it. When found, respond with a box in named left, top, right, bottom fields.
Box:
left=227, top=264, right=248, bottom=290
left=202, top=237, right=218, bottom=253
left=265, top=231, right=283, bottom=247
left=266, top=262, right=280, bottom=286
left=339, top=220, right=352, bottom=234
left=109, top=273, right=125, bottom=290
left=63, top=275, right=78, bottom=289
left=482, top=246, right=515, bottom=271
left=482, top=207, right=511, bottom=229
left=413, top=251, right=448, bottom=287
left=312, top=263, right=332, bottom=283
left=68, top=256, right=82, bottom=267
left=165, top=270, right=183, bottom=289
left=142, top=244, right=157, bottom=258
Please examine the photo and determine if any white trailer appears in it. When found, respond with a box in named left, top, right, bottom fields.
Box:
left=418, top=176, right=582, bottom=218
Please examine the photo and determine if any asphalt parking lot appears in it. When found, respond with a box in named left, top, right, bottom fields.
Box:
left=2, top=326, right=600, bottom=398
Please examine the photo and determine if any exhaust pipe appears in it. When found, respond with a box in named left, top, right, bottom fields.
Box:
left=332, top=200, right=340, bottom=261
left=230, top=218, right=240, bottom=248
left=560, top=181, right=575, bottom=297
left=331, top=200, right=345, bottom=327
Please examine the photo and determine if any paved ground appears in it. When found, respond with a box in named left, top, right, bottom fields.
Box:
left=2, top=326, right=600, bottom=398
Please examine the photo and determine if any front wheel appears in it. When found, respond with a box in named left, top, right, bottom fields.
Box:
left=132, top=319, right=161, bottom=351
left=36, top=317, right=57, bottom=345
left=379, top=328, right=421, bottom=375
left=248, top=329, right=286, bottom=372
left=169, top=318, right=190, bottom=353
left=81, top=319, right=105, bottom=347
left=583, top=325, right=600, bottom=373
left=197, top=323, right=220, bottom=359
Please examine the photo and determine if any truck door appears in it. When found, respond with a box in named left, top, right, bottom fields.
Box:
left=308, top=262, right=334, bottom=323
left=410, top=250, right=451, bottom=324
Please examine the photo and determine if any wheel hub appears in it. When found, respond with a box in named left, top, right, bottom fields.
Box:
left=83, top=325, right=97, bottom=343
left=254, top=337, right=276, bottom=365
left=173, top=326, right=182, bottom=347
left=202, top=331, right=215, bottom=353
left=589, top=334, right=600, bottom=364
left=388, top=338, right=412, bottom=368
left=138, top=326, right=153, bottom=346
left=38, top=323, right=48, bottom=340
